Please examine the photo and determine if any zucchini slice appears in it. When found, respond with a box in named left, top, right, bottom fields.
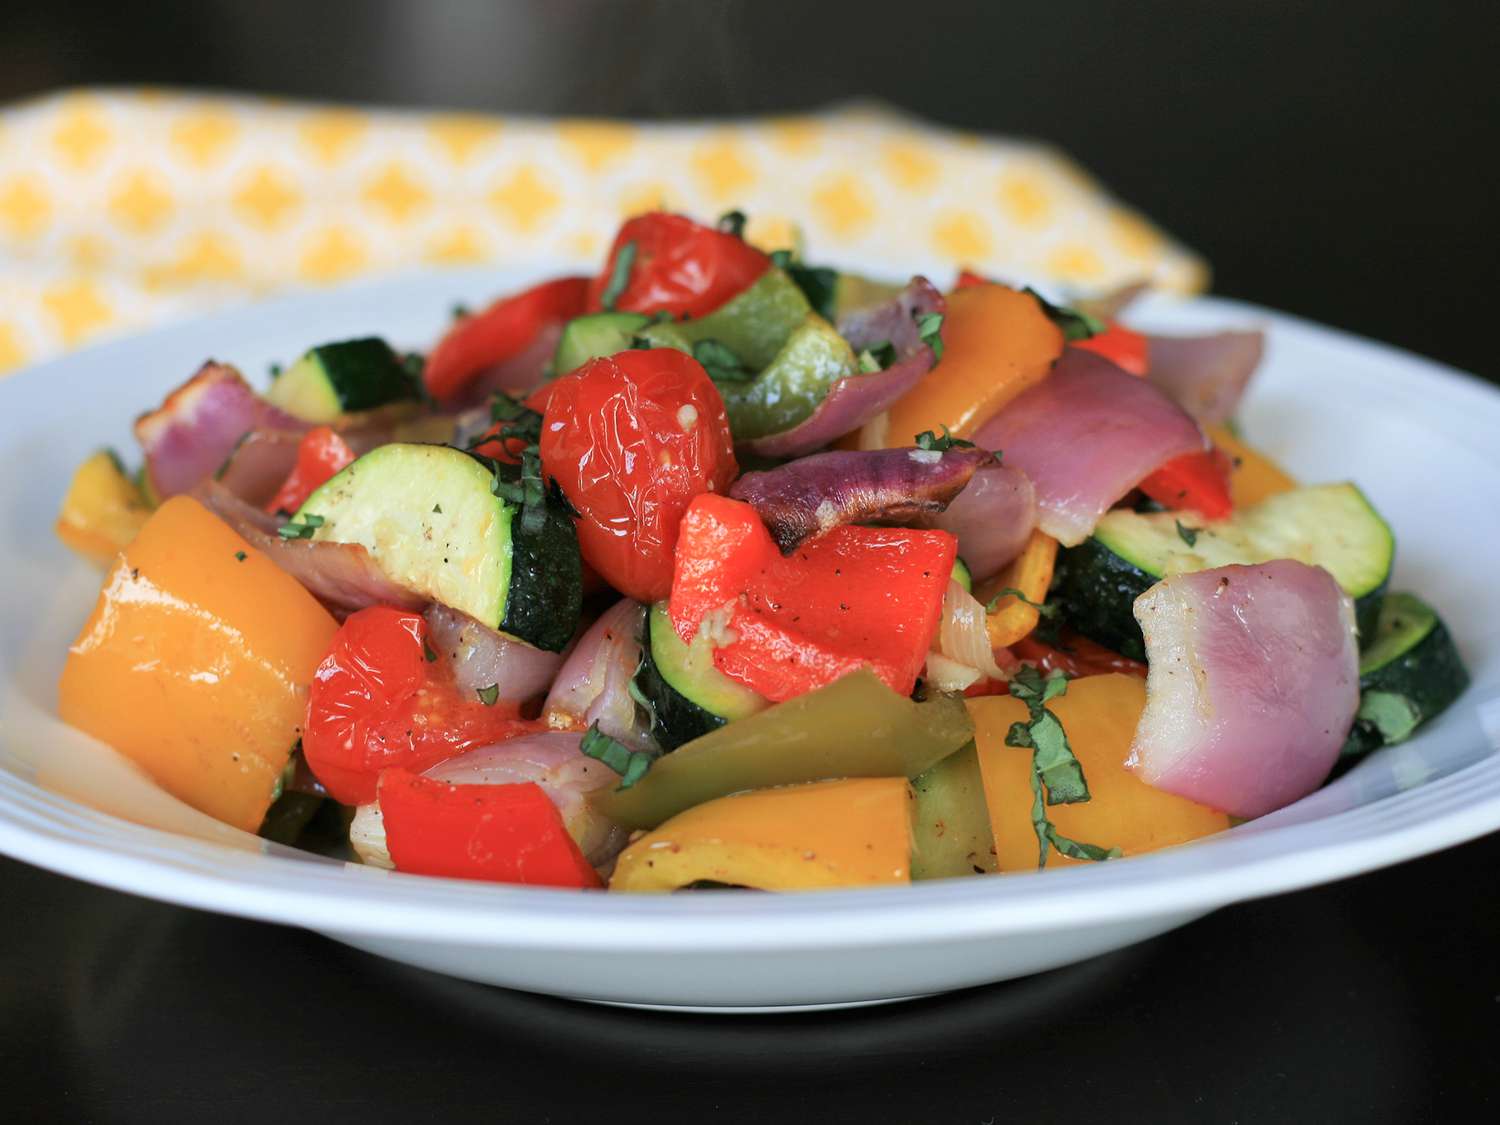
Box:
left=266, top=337, right=421, bottom=423
left=295, top=443, right=581, bottom=651
left=552, top=312, right=652, bottom=379
left=633, top=602, right=767, bottom=750
left=1341, top=592, right=1470, bottom=757
left=1055, top=483, right=1394, bottom=661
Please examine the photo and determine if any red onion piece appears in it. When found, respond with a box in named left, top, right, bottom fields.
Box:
left=423, top=604, right=567, bottom=705
left=135, top=362, right=305, bottom=499
left=1145, top=330, right=1265, bottom=426
left=192, top=480, right=426, bottom=617
left=543, top=599, right=652, bottom=750
left=1128, top=560, right=1359, bottom=818
left=973, top=349, right=1205, bottom=546
left=915, top=463, right=1036, bottom=581
left=743, top=278, right=945, bottom=459
left=729, top=446, right=992, bottom=553
left=933, top=580, right=1010, bottom=682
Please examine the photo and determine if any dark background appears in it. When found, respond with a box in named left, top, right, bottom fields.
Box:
left=2, top=2, right=1497, bottom=1121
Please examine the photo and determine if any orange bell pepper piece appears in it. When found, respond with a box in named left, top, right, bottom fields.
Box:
left=59, top=496, right=339, bottom=831
left=1209, top=424, right=1298, bottom=507
left=974, top=530, right=1059, bottom=649
left=859, top=283, right=1063, bottom=448
left=969, top=674, right=1229, bottom=870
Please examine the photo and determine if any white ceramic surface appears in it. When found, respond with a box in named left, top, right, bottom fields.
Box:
left=2, top=268, right=1497, bottom=1010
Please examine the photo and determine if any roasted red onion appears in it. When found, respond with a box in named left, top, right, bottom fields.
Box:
left=915, top=463, right=1036, bottom=581
left=973, top=349, right=1205, bottom=546
left=348, top=730, right=629, bottom=870
left=931, top=580, right=1010, bottom=684
left=135, top=362, right=305, bottom=499
left=191, top=480, right=426, bottom=617
left=423, top=604, right=568, bottom=705
left=743, top=278, right=945, bottom=459
left=449, top=320, right=565, bottom=407
left=1145, top=331, right=1265, bottom=426
left=543, top=599, right=653, bottom=750
left=1128, top=560, right=1359, bottom=818
left=730, top=446, right=992, bottom=553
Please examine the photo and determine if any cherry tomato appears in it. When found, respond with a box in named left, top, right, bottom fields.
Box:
left=954, top=268, right=991, bottom=290
left=424, top=276, right=589, bottom=404
left=585, top=212, right=769, bottom=320
left=1011, top=630, right=1148, bottom=679
left=1073, top=321, right=1150, bottom=377
left=302, top=607, right=535, bottom=805
left=265, top=425, right=356, bottom=515
left=540, top=348, right=738, bottom=603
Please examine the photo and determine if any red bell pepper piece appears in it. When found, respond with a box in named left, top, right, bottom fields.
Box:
left=585, top=212, right=769, bottom=320
left=1138, top=447, right=1235, bottom=521
left=423, top=275, right=589, bottom=404
left=668, top=494, right=779, bottom=643
left=302, top=607, right=536, bottom=804
left=1011, top=630, right=1148, bottom=679
left=711, top=526, right=958, bottom=702
left=264, top=425, right=356, bottom=515
left=379, top=770, right=601, bottom=888
left=1072, top=321, right=1150, bottom=377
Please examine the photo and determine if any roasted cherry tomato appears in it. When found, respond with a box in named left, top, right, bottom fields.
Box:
left=1011, top=630, right=1148, bottom=679
left=265, top=425, right=356, bottom=515
left=379, top=770, right=601, bottom=888
left=302, top=607, right=535, bottom=805
left=424, top=276, right=589, bottom=404
left=1073, top=321, right=1150, bottom=377
left=585, top=212, right=769, bottom=320
left=540, top=348, right=737, bottom=603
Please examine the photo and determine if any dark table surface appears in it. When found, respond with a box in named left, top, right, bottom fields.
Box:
left=2, top=2, right=1497, bottom=1121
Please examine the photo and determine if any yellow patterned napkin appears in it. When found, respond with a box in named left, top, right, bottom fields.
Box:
left=0, top=88, right=1206, bottom=377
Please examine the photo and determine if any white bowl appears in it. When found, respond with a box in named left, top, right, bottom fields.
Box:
left=2, top=269, right=1497, bottom=1011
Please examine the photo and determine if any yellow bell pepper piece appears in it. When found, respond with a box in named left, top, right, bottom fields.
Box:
left=859, top=283, right=1063, bottom=448
left=974, top=530, right=1058, bottom=650
left=1209, top=424, right=1298, bottom=507
left=970, top=674, right=1229, bottom=870
left=59, top=495, right=339, bottom=832
left=609, top=778, right=913, bottom=892
left=55, top=450, right=153, bottom=566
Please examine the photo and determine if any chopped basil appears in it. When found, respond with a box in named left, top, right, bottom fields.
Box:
left=986, top=586, right=1058, bottom=618
left=1022, top=287, right=1105, bottom=342
left=277, top=513, right=325, bottom=540
left=857, top=340, right=898, bottom=372
left=233, top=550, right=247, bottom=562
left=716, top=209, right=747, bottom=238
left=1175, top=519, right=1200, bottom=547
left=476, top=683, right=500, bottom=706
left=268, top=362, right=283, bottom=379
left=692, top=338, right=750, bottom=383
left=432, top=503, right=442, bottom=514
left=1006, top=666, right=1118, bottom=868
left=915, top=311, right=945, bottom=360
left=913, top=426, right=975, bottom=453
left=423, top=639, right=438, bottom=664
left=213, top=430, right=253, bottom=481
left=580, top=723, right=661, bottom=791
left=519, top=446, right=548, bottom=534
left=769, top=248, right=794, bottom=269
left=600, top=240, right=637, bottom=311
left=451, top=302, right=472, bottom=320
left=786, top=263, right=839, bottom=322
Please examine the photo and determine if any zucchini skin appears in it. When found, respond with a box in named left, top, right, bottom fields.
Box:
left=498, top=494, right=583, bottom=653
left=1055, top=538, right=1386, bottom=662
left=633, top=611, right=727, bottom=751
left=1342, top=603, right=1469, bottom=757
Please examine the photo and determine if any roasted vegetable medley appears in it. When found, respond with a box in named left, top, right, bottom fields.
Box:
left=55, top=210, right=1469, bottom=891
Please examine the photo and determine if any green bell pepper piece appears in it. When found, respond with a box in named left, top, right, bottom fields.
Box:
left=909, top=742, right=997, bottom=880
left=715, top=313, right=860, bottom=440
left=643, top=267, right=811, bottom=371
left=593, top=669, right=974, bottom=830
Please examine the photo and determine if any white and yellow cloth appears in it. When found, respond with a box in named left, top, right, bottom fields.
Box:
left=0, top=88, right=1207, bottom=377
